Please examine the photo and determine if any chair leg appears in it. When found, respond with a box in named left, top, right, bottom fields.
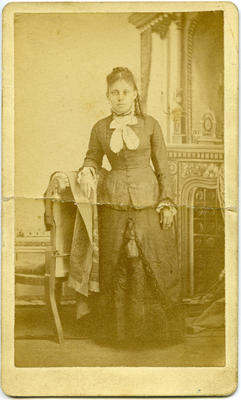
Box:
left=45, top=275, right=64, bottom=344
left=55, top=279, right=63, bottom=312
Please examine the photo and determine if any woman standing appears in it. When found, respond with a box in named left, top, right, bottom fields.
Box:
left=78, top=67, right=183, bottom=345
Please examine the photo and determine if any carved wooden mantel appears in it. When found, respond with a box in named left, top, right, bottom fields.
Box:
left=167, top=144, right=224, bottom=196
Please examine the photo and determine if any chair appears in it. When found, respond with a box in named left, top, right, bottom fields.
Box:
left=15, top=172, right=77, bottom=343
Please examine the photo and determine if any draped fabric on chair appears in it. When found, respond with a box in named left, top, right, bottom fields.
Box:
left=141, top=28, right=152, bottom=114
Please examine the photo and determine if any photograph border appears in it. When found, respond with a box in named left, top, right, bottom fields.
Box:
left=1, top=1, right=238, bottom=396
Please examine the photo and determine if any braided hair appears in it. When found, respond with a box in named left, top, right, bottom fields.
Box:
left=106, top=67, right=144, bottom=118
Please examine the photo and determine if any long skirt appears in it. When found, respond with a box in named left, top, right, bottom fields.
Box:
left=92, top=205, right=184, bottom=345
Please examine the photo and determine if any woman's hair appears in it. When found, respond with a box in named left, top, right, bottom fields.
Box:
left=106, top=67, right=144, bottom=118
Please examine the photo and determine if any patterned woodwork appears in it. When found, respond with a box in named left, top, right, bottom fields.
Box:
left=167, top=144, right=224, bottom=297
left=192, top=188, right=224, bottom=295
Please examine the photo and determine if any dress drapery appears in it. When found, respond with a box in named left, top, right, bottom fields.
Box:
left=74, top=114, right=184, bottom=343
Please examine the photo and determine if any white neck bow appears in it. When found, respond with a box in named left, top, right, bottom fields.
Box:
left=109, top=114, right=139, bottom=154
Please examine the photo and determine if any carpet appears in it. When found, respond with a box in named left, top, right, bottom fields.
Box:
left=15, top=305, right=225, bottom=368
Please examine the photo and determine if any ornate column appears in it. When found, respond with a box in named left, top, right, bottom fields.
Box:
left=171, top=13, right=186, bottom=144
left=184, top=12, right=205, bottom=142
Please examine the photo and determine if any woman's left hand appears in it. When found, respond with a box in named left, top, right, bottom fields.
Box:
left=161, top=207, right=174, bottom=230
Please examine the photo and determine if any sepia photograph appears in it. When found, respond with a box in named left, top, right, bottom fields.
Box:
left=1, top=1, right=238, bottom=397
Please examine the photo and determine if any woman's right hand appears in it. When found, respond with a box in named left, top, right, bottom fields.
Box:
left=77, top=168, right=94, bottom=199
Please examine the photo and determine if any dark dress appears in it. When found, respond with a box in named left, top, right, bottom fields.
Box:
left=82, top=114, right=184, bottom=344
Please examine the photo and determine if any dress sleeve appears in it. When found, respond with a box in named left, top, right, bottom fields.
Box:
left=151, top=120, right=175, bottom=204
left=81, top=124, right=104, bottom=172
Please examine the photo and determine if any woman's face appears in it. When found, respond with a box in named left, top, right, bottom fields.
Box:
left=107, top=79, right=137, bottom=114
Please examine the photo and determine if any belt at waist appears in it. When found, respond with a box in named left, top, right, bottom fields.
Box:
left=110, top=165, right=153, bottom=172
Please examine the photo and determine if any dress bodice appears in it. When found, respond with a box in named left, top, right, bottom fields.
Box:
left=82, top=115, right=173, bottom=208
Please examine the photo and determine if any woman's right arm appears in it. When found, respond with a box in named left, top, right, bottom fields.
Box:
left=78, top=124, right=104, bottom=198
left=82, top=124, right=104, bottom=171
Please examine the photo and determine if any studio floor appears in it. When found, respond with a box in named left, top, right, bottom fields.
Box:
left=15, top=305, right=225, bottom=368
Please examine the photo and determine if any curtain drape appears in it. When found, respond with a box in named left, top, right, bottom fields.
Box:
left=141, top=28, right=152, bottom=114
